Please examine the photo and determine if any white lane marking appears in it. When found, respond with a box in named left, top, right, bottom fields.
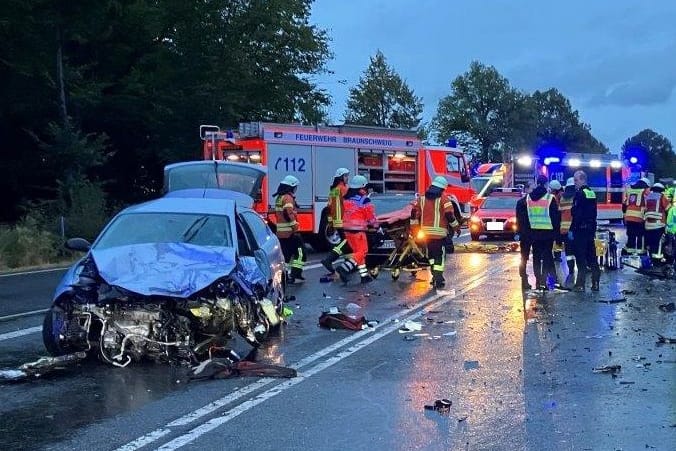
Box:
left=0, top=326, right=43, bottom=342
left=0, top=267, right=68, bottom=278
left=0, top=309, right=48, bottom=321
left=154, top=268, right=503, bottom=451
left=116, top=267, right=503, bottom=451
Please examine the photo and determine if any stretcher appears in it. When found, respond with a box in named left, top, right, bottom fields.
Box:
left=366, top=207, right=430, bottom=281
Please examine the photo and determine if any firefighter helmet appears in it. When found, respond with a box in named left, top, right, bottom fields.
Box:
left=281, top=175, right=300, bottom=187
left=565, top=177, right=575, bottom=187
left=549, top=180, right=562, bottom=190
left=431, top=176, right=448, bottom=189
left=349, top=175, right=368, bottom=189
left=640, top=177, right=652, bottom=187
left=334, top=168, right=350, bottom=177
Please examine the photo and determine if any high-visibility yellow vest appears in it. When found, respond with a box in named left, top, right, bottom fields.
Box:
left=526, top=194, right=553, bottom=230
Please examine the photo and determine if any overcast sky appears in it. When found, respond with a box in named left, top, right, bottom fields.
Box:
left=310, top=0, right=676, bottom=154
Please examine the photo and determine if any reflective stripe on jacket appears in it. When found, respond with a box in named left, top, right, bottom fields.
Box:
left=275, top=193, right=298, bottom=238
left=558, top=195, right=573, bottom=234
left=644, top=192, right=668, bottom=230
left=328, top=182, right=348, bottom=228
left=526, top=194, right=553, bottom=230
left=415, top=195, right=458, bottom=239
left=624, top=188, right=646, bottom=223
left=343, top=196, right=377, bottom=231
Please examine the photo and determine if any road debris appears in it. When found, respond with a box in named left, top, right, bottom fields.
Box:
left=597, top=297, right=627, bottom=304
left=424, top=398, right=452, bottom=414
left=658, top=302, right=675, bottom=312
left=656, top=333, right=676, bottom=344
left=398, top=320, right=423, bottom=333
left=0, top=352, right=88, bottom=382
left=443, top=331, right=457, bottom=337
left=592, top=364, right=621, bottom=374
left=463, top=360, right=480, bottom=370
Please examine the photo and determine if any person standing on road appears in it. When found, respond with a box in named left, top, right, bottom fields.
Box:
left=549, top=180, right=564, bottom=262
left=516, top=183, right=534, bottom=290
left=622, top=177, right=651, bottom=255
left=517, top=175, right=560, bottom=290
left=336, top=175, right=378, bottom=284
left=570, top=170, right=601, bottom=292
left=411, top=176, right=460, bottom=288
left=321, top=168, right=352, bottom=274
left=273, top=175, right=306, bottom=284
left=557, top=177, right=577, bottom=287
left=644, top=182, right=671, bottom=262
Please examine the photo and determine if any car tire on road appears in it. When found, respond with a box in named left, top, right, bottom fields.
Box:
left=470, top=233, right=480, bottom=241
left=42, top=306, right=68, bottom=356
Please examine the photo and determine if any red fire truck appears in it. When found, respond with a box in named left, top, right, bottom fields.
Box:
left=200, top=122, right=472, bottom=249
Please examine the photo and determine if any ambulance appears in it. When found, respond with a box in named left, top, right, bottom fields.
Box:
left=514, top=152, right=629, bottom=221
left=199, top=122, right=472, bottom=249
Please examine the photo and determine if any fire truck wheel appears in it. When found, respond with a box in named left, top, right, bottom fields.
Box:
left=311, top=209, right=331, bottom=252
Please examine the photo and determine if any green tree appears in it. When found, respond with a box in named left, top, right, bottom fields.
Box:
left=433, top=61, right=523, bottom=162
left=527, top=89, right=608, bottom=154
left=622, top=129, right=675, bottom=179
left=0, top=0, right=332, bottom=220
left=344, top=51, right=423, bottom=129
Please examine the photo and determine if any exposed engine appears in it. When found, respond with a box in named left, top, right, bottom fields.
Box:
left=47, top=263, right=279, bottom=367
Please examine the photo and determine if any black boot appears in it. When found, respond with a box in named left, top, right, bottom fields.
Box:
left=591, top=272, right=600, bottom=292
left=321, top=251, right=340, bottom=274
left=336, top=259, right=356, bottom=284
left=288, top=267, right=305, bottom=284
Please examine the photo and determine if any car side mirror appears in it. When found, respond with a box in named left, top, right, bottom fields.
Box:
left=65, top=237, right=91, bottom=252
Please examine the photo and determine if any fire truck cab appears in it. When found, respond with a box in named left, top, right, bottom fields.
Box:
left=200, top=122, right=471, bottom=249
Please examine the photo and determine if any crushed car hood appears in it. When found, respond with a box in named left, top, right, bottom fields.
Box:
left=91, top=243, right=237, bottom=297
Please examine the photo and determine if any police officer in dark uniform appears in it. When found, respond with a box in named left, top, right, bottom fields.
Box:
left=570, top=170, right=601, bottom=292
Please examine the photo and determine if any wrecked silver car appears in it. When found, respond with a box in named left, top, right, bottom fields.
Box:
left=43, top=190, right=285, bottom=367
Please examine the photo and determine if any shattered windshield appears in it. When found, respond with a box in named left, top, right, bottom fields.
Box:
left=94, top=212, right=233, bottom=250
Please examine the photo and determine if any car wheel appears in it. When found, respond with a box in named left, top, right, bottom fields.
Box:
left=470, top=233, right=480, bottom=241
left=309, top=208, right=331, bottom=252
left=42, top=306, right=69, bottom=356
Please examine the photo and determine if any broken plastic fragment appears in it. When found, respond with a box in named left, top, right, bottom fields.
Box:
left=443, top=331, right=457, bottom=337
left=592, top=365, right=621, bottom=374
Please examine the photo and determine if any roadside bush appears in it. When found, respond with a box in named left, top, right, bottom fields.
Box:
left=0, top=215, right=59, bottom=269
left=59, top=178, right=109, bottom=241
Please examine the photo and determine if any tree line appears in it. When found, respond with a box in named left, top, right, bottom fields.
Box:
left=1, top=0, right=674, bottom=229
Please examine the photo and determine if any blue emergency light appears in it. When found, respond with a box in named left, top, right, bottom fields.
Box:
left=446, top=138, right=458, bottom=148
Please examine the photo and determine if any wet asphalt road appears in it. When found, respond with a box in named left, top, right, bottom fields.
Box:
left=0, top=230, right=675, bottom=451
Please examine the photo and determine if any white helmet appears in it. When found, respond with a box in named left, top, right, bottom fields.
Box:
left=640, top=177, right=652, bottom=187
left=335, top=168, right=350, bottom=178
left=652, top=182, right=665, bottom=190
left=565, top=177, right=575, bottom=187
left=431, top=176, right=448, bottom=189
left=281, top=175, right=300, bottom=187
left=349, top=175, right=368, bottom=189
left=549, top=180, right=562, bottom=191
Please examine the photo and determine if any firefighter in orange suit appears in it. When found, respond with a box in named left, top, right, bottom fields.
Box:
left=273, top=175, right=306, bottom=284
left=557, top=177, right=577, bottom=287
left=622, top=177, right=651, bottom=255
left=411, top=176, right=460, bottom=289
left=644, top=182, right=671, bottom=262
left=336, top=175, right=378, bottom=284
left=321, top=168, right=352, bottom=274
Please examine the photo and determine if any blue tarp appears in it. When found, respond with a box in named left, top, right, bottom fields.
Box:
left=92, top=243, right=237, bottom=297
